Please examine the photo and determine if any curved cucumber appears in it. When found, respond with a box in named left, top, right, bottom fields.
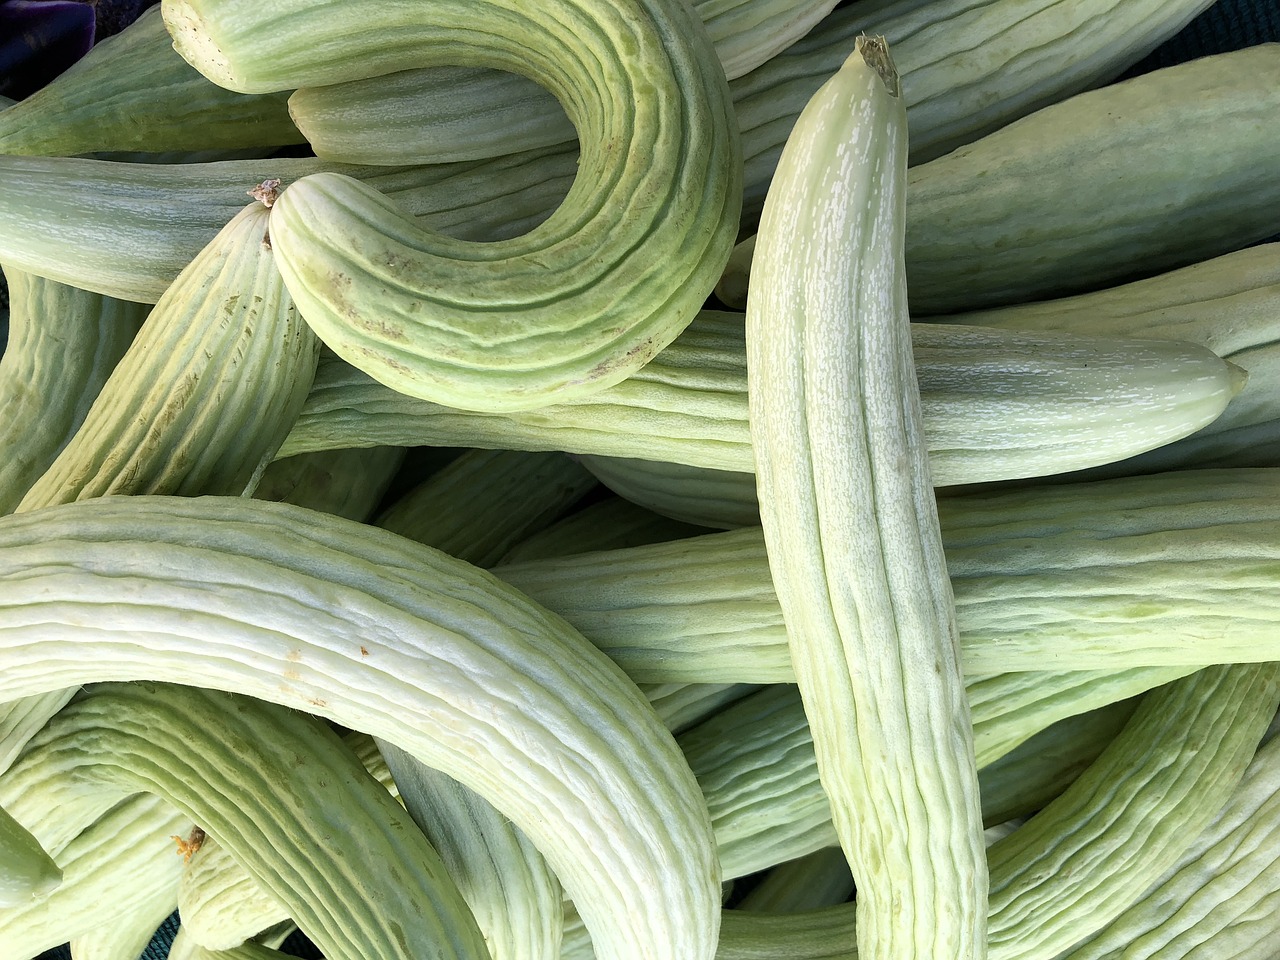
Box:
left=0, top=494, right=721, bottom=960
left=165, top=0, right=741, bottom=412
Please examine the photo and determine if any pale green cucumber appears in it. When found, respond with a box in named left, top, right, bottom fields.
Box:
left=736, top=848, right=854, bottom=914
left=746, top=38, right=985, bottom=958
left=177, top=733, right=397, bottom=952
left=287, top=0, right=1209, bottom=177
left=498, top=496, right=710, bottom=564
left=0, top=794, right=185, bottom=957
left=495, top=469, right=1280, bottom=682
left=0, top=7, right=301, bottom=156
left=164, top=0, right=741, bottom=412
left=283, top=316, right=1241, bottom=486
left=378, top=740, right=565, bottom=960
left=0, top=151, right=571, bottom=302
left=905, top=45, right=1280, bottom=313
left=676, top=668, right=1186, bottom=883
left=1057, top=732, right=1280, bottom=959
left=0, top=495, right=721, bottom=960
left=579, top=455, right=759, bottom=529
left=0, top=692, right=74, bottom=776
left=686, top=668, right=1276, bottom=960
left=17, top=200, right=319, bottom=512
left=2, top=682, right=489, bottom=960
left=985, top=664, right=1280, bottom=960
left=289, top=0, right=836, bottom=164
left=375, top=449, right=596, bottom=567
left=976, top=698, right=1138, bottom=829
left=253, top=446, right=407, bottom=523
left=943, top=243, right=1280, bottom=476
left=0, top=267, right=147, bottom=515
left=0, top=802, right=61, bottom=907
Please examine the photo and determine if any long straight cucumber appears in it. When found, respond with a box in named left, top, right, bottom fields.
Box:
left=0, top=7, right=301, bottom=155
left=282, top=315, right=1241, bottom=486
left=746, top=37, right=985, bottom=958
left=494, top=468, right=1280, bottom=681
left=905, top=45, right=1280, bottom=313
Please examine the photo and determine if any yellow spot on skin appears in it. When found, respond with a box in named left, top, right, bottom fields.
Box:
left=172, top=826, right=207, bottom=863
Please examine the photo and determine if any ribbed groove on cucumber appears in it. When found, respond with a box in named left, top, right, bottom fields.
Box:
left=985, top=664, right=1280, bottom=959
left=2, top=682, right=490, bottom=960
left=0, top=495, right=721, bottom=960
left=494, top=469, right=1280, bottom=683
left=282, top=318, right=1238, bottom=486
left=166, top=0, right=742, bottom=412
left=0, top=268, right=146, bottom=516
left=0, top=7, right=301, bottom=156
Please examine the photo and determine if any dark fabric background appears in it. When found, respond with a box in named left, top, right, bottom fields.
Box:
left=21, top=0, right=1280, bottom=957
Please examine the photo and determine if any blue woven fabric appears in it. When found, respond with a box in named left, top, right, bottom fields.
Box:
left=22, top=0, right=1280, bottom=958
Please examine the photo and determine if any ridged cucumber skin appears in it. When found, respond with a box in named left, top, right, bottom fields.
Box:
left=746, top=37, right=986, bottom=960
left=0, top=268, right=147, bottom=516
left=984, top=664, right=1280, bottom=960
left=494, top=468, right=1280, bottom=682
left=164, top=0, right=741, bottom=412
left=0, top=7, right=301, bottom=156
left=0, top=495, right=721, bottom=960
left=675, top=671, right=1178, bottom=883
left=282, top=314, right=1241, bottom=487
left=0, top=794, right=186, bottom=956
left=288, top=0, right=838, bottom=164
left=16, top=202, right=319, bottom=512
left=0, top=683, right=490, bottom=960
left=1057, top=733, right=1280, bottom=960
left=905, top=45, right=1280, bottom=314
left=687, top=665, right=1280, bottom=960
left=285, top=0, right=1208, bottom=176
left=0, top=151, right=572, bottom=302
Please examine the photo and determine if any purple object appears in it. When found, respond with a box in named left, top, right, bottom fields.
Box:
left=0, top=0, right=95, bottom=99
